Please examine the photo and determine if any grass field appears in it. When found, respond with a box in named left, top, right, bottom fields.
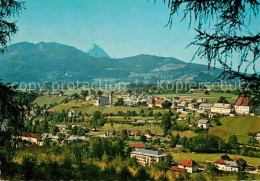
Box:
left=172, top=130, right=197, bottom=138
left=34, top=95, right=67, bottom=106
left=209, top=116, right=260, bottom=144
left=52, top=101, right=167, bottom=115
left=155, top=92, right=238, bottom=103
left=102, top=123, right=164, bottom=134
left=169, top=152, right=260, bottom=167
left=219, top=174, right=260, bottom=181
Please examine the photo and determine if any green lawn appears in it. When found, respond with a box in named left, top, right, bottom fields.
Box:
left=102, top=123, right=164, bottom=134
left=34, top=95, right=67, bottom=106
left=219, top=174, right=260, bottom=181
left=209, top=116, right=260, bottom=143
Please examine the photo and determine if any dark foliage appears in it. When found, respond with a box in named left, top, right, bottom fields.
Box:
left=163, top=0, right=260, bottom=107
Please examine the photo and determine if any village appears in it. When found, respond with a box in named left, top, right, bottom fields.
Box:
left=16, top=88, right=260, bottom=179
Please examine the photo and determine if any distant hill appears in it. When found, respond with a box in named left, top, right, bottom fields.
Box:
left=0, top=42, right=222, bottom=83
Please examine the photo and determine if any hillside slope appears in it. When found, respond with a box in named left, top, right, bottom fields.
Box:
left=209, top=116, right=260, bottom=143
left=0, top=42, right=222, bottom=83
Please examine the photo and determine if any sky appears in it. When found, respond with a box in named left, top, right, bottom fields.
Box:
left=11, top=0, right=259, bottom=71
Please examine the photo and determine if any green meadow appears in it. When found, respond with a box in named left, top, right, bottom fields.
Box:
left=209, top=116, right=260, bottom=144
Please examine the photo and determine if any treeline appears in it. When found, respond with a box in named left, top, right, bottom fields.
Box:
left=3, top=137, right=241, bottom=181
left=1, top=138, right=201, bottom=181
left=169, top=134, right=260, bottom=158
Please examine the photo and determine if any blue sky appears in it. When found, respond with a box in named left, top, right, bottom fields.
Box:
left=11, top=0, right=259, bottom=72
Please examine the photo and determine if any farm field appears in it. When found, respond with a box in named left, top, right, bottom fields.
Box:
left=34, top=95, right=67, bottom=106
left=209, top=116, right=260, bottom=144
left=170, top=152, right=260, bottom=167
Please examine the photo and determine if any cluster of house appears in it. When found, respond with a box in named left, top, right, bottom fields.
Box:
left=129, top=129, right=164, bottom=139
left=120, top=93, right=153, bottom=106
left=214, top=155, right=248, bottom=172
left=18, top=131, right=91, bottom=146
left=70, top=90, right=253, bottom=117
left=128, top=145, right=200, bottom=173
left=129, top=145, right=253, bottom=174
left=147, top=96, right=252, bottom=116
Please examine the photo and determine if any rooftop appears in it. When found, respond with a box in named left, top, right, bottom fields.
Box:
left=235, top=97, right=250, bottom=106
left=199, top=103, right=213, bottom=108
left=170, top=166, right=186, bottom=173
left=179, top=159, right=198, bottom=167
left=128, top=143, right=146, bottom=148
left=132, top=149, right=165, bottom=157
left=213, top=103, right=231, bottom=109
left=198, top=119, right=209, bottom=124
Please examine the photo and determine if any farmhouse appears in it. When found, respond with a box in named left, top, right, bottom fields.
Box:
left=197, top=119, right=210, bottom=129
left=178, top=159, right=199, bottom=173
left=211, top=103, right=231, bottom=115
left=215, top=155, right=247, bottom=172
left=130, top=148, right=165, bottom=165
left=130, top=130, right=141, bottom=136
left=199, top=103, right=213, bottom=111
left=234, top=97, right=251, bottom=115
left=20, top=132, right=43, bottom=146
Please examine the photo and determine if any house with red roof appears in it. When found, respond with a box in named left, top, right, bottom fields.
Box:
left=20, top=132, right=43, bottom=146
left=128, top=143, right=146, bottom=150
left=178, top=159, right=199, bottom=173
left=47, top=109, right=56, bottom=115
left=234, top=97, right=251, bottom=115
left=142, top=130, right=151, bottom=138
left=129, top=130, right=141, bottom=136
left=215, top=155, right=247, bottom=172
left=170, top=166, right=186, bottom=173
left=148, top=100, right=166, bottom=108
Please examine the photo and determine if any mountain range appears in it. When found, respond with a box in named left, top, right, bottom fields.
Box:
left=0, top=42, right=222, bottom=83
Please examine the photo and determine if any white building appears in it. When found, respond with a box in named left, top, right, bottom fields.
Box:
left=215, top=155, right=246, bottom=172
left=178, top=159, right=199, bottom=173
left=130, top=149, right=165, bottom=166
left=199, top=103, right=213, bottom=111
left=198, top=119, right=210, bottom=129
left=234, top=97, right=251, bottom=115
left=211, top=103, right=231, bottom=115
left=20, top=132, right=43, bottom=146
